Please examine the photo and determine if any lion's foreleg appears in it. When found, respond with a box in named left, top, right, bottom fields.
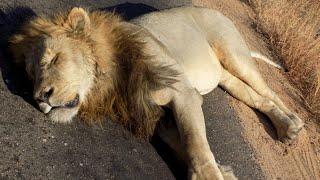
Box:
left=157, top=121, right=237, bottom=180
left=157, top=122, right=186, bottom=160
left=168, top=86, right=224, bottom=180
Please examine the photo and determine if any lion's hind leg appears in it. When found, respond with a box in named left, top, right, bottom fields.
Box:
left=215, top=44, right=304, bottom=132
left=201, top=12, right=294, bottom=119
left=211, top=32, right=304, bottom=140
left=193, top=8, right=298, bottom=122
left=219, top=69, right=303, bottom=142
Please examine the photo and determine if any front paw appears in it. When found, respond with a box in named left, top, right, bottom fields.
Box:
left=189, top=162, right=226, bottom=180
left=218, top=165, right=237, bottom=180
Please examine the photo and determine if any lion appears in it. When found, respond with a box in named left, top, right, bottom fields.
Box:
left=9, top=7, right=304, bottom=179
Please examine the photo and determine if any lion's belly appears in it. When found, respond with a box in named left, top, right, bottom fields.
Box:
left=131, top=10, right=222, bottom=95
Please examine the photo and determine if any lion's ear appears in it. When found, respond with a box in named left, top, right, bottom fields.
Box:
left=9, top=34, right=28, bottom=65
left=9, top=35, right=35, bottom=81
left=66, top=7, right=90, bottom=34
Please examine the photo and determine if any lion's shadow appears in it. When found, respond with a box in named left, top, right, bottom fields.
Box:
left=0, top=3, right=188, bottom=179
left=0, top=6, right=37, bottom=106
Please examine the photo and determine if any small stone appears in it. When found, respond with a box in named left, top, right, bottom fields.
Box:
left=79, top=163, right=84, bottom=167
left=133, top=148, right=138, bottom=153
left=64, top=143, right=68, bottom=146
left=42, top=139, right=47, bottom=143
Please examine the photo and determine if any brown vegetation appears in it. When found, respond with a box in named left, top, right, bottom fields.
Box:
left=248, top=0, right=320, bottom=116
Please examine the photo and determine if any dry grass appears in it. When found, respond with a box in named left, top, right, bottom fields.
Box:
left=248, top=0, right=320, bottom=116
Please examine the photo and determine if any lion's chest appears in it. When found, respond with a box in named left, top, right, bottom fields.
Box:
left=132, top=13, right=222, bottom=95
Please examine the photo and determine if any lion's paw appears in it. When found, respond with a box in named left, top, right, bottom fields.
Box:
left=218, top=165, right=237, bottom=180
left=189, top=162, right=225, bottom=180
left=275, top=112, right=304, bottom=143
left=287, top=113, right=304, bottom=130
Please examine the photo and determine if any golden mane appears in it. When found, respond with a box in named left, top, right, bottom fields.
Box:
left=79, top=19, right=180, bottom=138
left=10, top=9, right=179, bottom=139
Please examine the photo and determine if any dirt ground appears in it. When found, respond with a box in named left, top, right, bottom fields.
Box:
left=194, top=0, right=320, bottom=179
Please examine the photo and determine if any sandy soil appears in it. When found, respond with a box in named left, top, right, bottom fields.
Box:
left=194, top=0, right=320, bottom=179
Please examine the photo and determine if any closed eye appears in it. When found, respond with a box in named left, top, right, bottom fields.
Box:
left=50, top=53, right=60, bottom=65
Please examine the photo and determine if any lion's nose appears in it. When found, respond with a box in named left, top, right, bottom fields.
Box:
left=37, top=87, right=54, bottom=103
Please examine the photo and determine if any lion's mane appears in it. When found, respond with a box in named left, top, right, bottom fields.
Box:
left=79, top=20, right=179, bottom=138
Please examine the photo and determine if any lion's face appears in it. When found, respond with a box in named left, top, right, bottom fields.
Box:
left=10, top=8, right=99, bottom=123
left=28, top=35, right=94, bottom=123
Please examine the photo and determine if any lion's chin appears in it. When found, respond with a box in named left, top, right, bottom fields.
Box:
left=48, top=107, right=79, bottom=123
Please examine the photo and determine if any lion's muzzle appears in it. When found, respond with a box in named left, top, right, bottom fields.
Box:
left=36, top=94, right=80, bottom=114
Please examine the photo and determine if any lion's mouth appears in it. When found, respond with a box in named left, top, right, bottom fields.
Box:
left=53, top=94, right=80, bottom=109
left=38, top=94, right=80, bottom=113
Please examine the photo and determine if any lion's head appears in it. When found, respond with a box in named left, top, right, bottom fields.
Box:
left=9, top=8, right=114, bottom=123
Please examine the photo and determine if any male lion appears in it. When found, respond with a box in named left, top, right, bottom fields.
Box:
left=10, top=7, right=304, bottom=179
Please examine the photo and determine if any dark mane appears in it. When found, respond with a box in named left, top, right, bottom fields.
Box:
left=79, top=12, right=179, bottom=139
